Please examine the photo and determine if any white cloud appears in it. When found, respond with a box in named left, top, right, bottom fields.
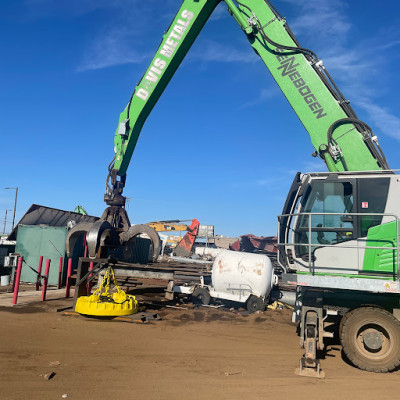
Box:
left=280, top=0, right=350, bottom=44
left=75, top=1, right=178, bottom=72
left=380, top=40, right=400, bottom=50
left=76, top=1, right=259, bottom=72
left=256, top=177, right=280, bottom=186
left=23, top=0, right=123, bottom=18
left=190, top=39, right=258, bottom=63
left=322, top=50, right=377, bottom=98
left=317, top=47, right=400, bottom=142
left=356, top=100, right=400, bottom=142
left=280, top=0, right=400, bottom=143
left=209, top=3, right=228, bottom=21
left=300, top=158, right=326, bottom=173
left=74, top=0, right=400, bottom=146
left=78, top=33, right=258, bottom=72
left=77, top=27, right=152, bottom=71
left=240, top=86, right=280, bottom=109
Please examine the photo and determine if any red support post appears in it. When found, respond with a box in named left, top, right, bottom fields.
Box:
left=83, top=233, right=88, bottom=258
left=58, top=257, right=63, bottom=289
left=12, top=257, right=23, bottom=306
left=66, top=258, right=72, bottom=298
left=87, top=261, right=94, bottom=295
left=36, top=256, right=43, bottom=291
left=41, top=259, right=51, bottom=301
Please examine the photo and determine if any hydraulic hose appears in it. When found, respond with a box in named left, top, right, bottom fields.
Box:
left=327, top=118, right=390, bottom=170
left=235, top=0, right=390, bottom=171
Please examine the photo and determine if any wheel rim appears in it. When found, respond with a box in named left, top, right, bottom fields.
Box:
left=354, top=323, right=393, bottom=361
left=249, top=300, right=258, bottom=311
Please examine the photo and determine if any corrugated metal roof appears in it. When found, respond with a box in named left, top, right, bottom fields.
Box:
left=8, top=204, right=99, bottom=240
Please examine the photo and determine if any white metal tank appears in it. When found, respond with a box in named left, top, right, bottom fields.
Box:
left=211, top=250, right=274, bottom=298
left=194, top=246, right=224, bottom=258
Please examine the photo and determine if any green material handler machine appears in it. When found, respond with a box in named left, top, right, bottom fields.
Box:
left=66, top=0, right=400, bottom=376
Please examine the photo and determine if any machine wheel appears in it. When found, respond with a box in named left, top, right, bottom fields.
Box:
left=340, top=307, right=400, bottom=372
left=192, top=288, right=210, bottom=305
left=246, top=295, right=265, bottom=313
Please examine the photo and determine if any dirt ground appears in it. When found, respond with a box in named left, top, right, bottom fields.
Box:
left=1, top=293, right=400, bottom=400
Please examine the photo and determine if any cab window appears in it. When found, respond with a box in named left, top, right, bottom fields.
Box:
left=295, top=181, right=353, bottom=256
left=358, top=178, right=389, bottom=237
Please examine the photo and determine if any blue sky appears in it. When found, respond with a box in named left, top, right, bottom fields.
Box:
left=1, top=0, right=400, bottom=237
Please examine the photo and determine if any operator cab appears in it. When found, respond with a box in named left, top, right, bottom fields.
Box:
left=278, top=171, right=400, bottom=276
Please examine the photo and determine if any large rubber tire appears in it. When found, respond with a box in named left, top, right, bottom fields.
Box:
left=340, top=307, right=400, bottom=372
left=246, top=295, right=265, bottom=313
left=192, top=288, right=211, bottom=306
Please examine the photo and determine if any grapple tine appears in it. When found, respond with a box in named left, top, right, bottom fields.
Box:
left=65, top=222, right=94, bottom=258
left=86, top=220, right=113, bottom=258
left=66, top=207, right=154, bottom=261
left=122, top=224, right=161, bottom=262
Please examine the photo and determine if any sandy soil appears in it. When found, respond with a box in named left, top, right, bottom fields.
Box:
left=1, top=295, right=399, bottom=400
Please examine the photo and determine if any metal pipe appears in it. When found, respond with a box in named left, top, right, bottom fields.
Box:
left=397, top=216, right=399, bottom=281
left=66, top=258, right=72, bottom=298
left=308, top=213, right=312, bottom=275
left=11, top=266, right=17, bottom=292
left=12, top=256, right=23, bottom=305
left=2, top=209, right=11, bottom=234
left=270, top=288, right=296, bottom=306
left=224, top=0, right=253, bottom=34
left=36, top=256, right=43, bottom=291
left=41, top=259, right=51, bottom=301
left=83, top=233, right=88, bottom=258
left=58, top=257, right=63, bottom=289
left=5, top=187, right=18, bottom=230
left=87, top=261, right=94, bottom=295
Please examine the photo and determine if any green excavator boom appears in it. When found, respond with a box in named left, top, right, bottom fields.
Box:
left=105, top=0, right=389, bottom=206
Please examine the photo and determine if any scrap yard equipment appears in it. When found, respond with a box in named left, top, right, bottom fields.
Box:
left=147, top=218, right=200, bottom=257
left=174, top=249, right=277, bottom=312
left=65, top=0, right=400, bottom=376
left=75, top=266, right=138, bottom=317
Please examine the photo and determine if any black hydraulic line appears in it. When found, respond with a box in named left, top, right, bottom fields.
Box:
left=257, top=22, right=318, bottom=61
left=107, top=156, right=115, bottom=173
left=236, top=1, right=319, bottom=62
left=235, top=0, right=390, bottom=171
left=265, top=0, right=283, bottom=20
left=127, top=95, right=133, bottom=119
left=263, top=19, right=353, bottom=109
left=236, top=0, right=353, bottom=112
left=279, top=19, right=353, bottom=111
left=328, top=118, right=373, bottom=143
left=105, top=155, right=116, bottom=195
left=327, top=118, right=390, bottom=169
left=22, top=260, right=45, bottom=279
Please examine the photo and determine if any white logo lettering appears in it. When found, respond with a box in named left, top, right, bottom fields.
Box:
left=138, top=10, right=194, bottom=102
left=136, top=88, right=149, bottom=100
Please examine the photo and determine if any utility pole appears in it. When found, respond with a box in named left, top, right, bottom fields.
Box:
left=2, top=210, right=11, bottom=234
left=5, top=187, right=18, bottom=230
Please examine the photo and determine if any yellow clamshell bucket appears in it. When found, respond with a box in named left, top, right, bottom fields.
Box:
left=75, top=266, right=138, bottom=317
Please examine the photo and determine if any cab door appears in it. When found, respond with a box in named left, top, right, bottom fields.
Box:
left=293, top=177, right=358, bottom=274
left=356, top=177, right=391, bottom=275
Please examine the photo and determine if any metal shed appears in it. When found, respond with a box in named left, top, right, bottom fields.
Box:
left=10, top=205, right=98, bottom=285
left=15, top=225, right=69, bottom=285
left=8, top=204, right=98, bottom=241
